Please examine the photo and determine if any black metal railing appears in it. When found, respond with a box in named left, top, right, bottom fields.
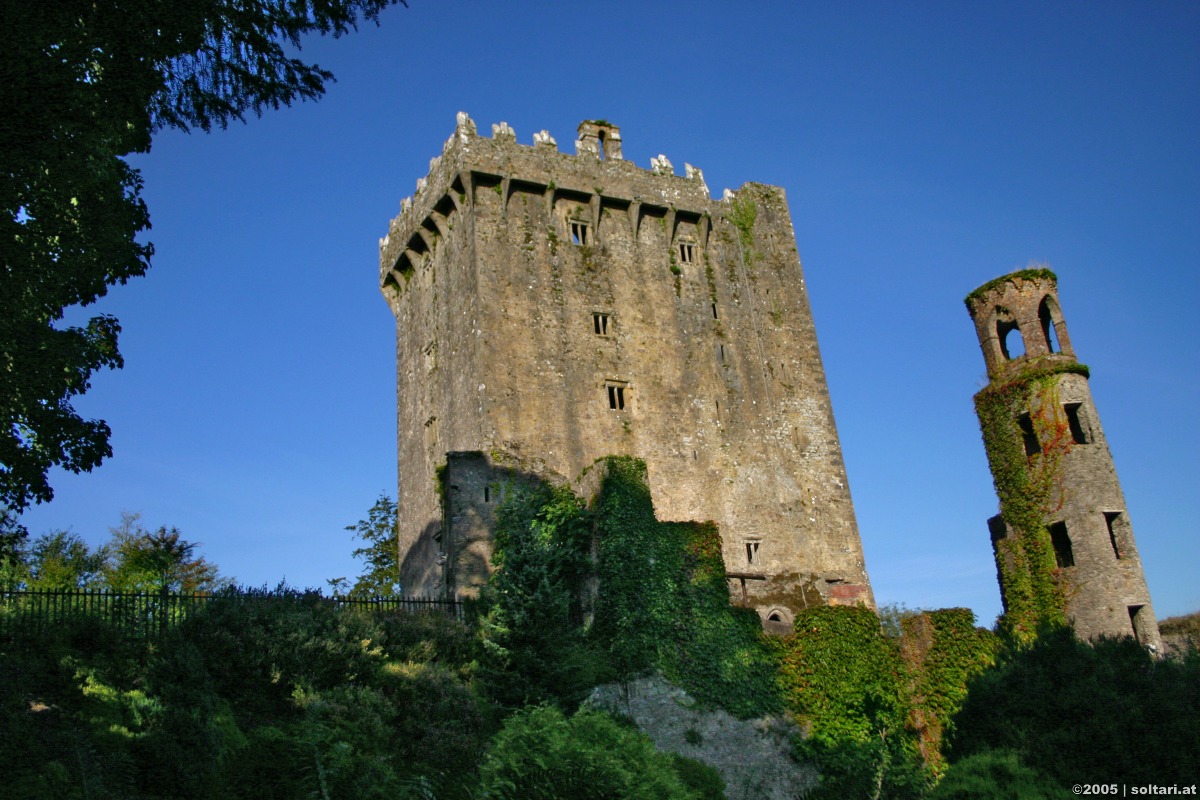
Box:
left=0, top=588, right=463, bottom=640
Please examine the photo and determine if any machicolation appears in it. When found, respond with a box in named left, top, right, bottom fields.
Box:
left=379, top=114, right=874, bottom=623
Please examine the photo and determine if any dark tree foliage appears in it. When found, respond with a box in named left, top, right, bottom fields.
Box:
left=0, top=0, right=405, bottom=510
left=0, top=507, right=28, bottom=568
left=947, top=627, right=1200, bottom=787
left=928, top=750, right=1071, bottom=800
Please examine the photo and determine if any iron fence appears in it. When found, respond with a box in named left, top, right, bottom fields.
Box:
left=0, top=588, right=464, bottom=641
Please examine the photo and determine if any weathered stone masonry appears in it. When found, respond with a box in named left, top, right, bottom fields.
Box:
left=967, top=271, right=1161, bottom=649
left=380, top=114, right=874, bottom=622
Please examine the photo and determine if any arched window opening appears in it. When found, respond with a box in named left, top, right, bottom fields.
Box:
left=998, top=318, right=1025, bottom=360
left=1039, top=296, right=1061, bottom=353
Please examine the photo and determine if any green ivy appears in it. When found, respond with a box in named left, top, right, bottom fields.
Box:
left=973, top=363, right=1089, bottom=643
left=589, top=457, right=781, bottom=718
left=770, top=605, right=928, bottom=798
left=476, top=482, right=602, bottom=710
left=901, top=610, right=998, bottom=778
left=482, top=457, right=779, bottom=718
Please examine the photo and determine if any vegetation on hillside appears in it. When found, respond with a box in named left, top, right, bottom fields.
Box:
left=3, top=460, right=1196, bottom=798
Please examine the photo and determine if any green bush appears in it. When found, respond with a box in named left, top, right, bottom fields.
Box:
left=668, top=752, right=728, bottom=800
left=477, top=481, right=608, bottom=710
left=948, top=627, right=1200, bottom=785
left=477, top=705, right=705, bottom=800
left=928, top=750, right=1070, bottom=799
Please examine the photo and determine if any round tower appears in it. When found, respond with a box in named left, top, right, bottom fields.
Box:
left=966, top=269, right=1160, bottom=650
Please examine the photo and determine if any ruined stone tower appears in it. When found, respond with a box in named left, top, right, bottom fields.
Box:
left=966, top=269, right=1160, bottom=649
left=379, top=114, right=873, bottom=622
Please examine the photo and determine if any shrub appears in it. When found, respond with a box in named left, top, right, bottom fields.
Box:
left=477, top=705, right=703, bottom=800
left=928, top=750, right=1070, bottom=799
left=948, top=627, right=1200, bottom=785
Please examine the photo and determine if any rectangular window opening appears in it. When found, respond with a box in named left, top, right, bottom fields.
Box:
left=593, top=312, right=610, bottom=336
left=678, top=242, right=695, bottom=264
left=484, top=486, right=491, bottom=504
left=711, top=303, right=719, bottom=319
left=745, top=541, right=760, bottom=565
left=1104, top=511, right=1126, bottom=559
left=606, top=383, right=626, bottom=411
left=570, top=220, right=590, bottom=246
left=1048, top=521, right=1074, bottom=568
left=1064, top=403, right=1089, bottom=444
left=1017, top=412, right=1040, bottom=457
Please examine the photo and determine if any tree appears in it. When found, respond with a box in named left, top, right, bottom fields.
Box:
left=25, top=530, right=108, bottom=590
left=0, top=507, right=30, bottom=587
left=342, top=494, right=402, bottom=597
left=1, top=0, right=407, bottom=510
left=102, top=512, right=229, bottom=593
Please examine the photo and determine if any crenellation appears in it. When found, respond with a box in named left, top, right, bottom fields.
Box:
left=491, top=120, right=516, bottom=140
left=380, top=115, right=874, bottom=620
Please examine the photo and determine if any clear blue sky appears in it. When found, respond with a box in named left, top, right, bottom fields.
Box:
left=21, top=2, right=1199, bottom=624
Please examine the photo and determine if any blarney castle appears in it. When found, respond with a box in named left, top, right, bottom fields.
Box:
left=379, top=114, right=872, bottom=625
left=379, top=114, right=1159, bottom=641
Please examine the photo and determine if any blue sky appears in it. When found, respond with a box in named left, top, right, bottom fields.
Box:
left=20, top=2, right=1199, bottom=624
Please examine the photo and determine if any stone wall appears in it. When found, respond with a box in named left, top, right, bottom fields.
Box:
left=382, top=115, right=873, bottom=619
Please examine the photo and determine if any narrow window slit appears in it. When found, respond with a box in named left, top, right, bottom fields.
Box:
left=1017, top=413, right=1040, bottom=457
left=1048, top=522, right=1074, bottom=568
left=1064, top=403, right=1089, bottom=444
left=570, top=220, right=590, bottom=245
left=593, top=312, right=610, bottom=335
left=1105, top=512, right=1126, bottom=559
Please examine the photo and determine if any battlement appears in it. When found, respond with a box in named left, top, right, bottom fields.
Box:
left=380, top=113, right=735, bottom=298
left=380, top=115, right=873, bottom=620
left=966, top=268, right=1077, bottom=384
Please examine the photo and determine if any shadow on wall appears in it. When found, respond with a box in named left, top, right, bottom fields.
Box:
left=399, top=519, right=445, bottom=598
left=400, top=451, right=563, bottom=600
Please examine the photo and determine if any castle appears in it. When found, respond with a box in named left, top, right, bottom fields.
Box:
left=378, top=116, right=1163, bottom=644
left=966, top=271, right=1161, bottom=649
left=378, top=114, right=873, bottom=623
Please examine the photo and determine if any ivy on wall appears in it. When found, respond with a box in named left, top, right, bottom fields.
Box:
left=589, top=456, right=781, bottom=718
left=901, top=609, right=999, bottom=778
left=480, top=456, right=1001, bottom=792
left=769, top=605, right=928, bottom=798
left=973, top=363, right=1088, bottom=643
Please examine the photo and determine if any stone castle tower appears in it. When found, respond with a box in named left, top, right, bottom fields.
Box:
left=379, top=114, right=873, bottom=622
left=966, top=270, right=1160, bottom=649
